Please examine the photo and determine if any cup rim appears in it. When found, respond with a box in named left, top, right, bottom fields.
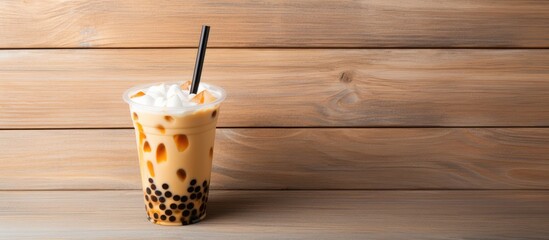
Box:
left=123, top=82, right=226, bottom=114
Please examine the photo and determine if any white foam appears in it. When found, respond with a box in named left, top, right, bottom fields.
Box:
left=131, top=94, right=154, bottom=106
left=128, top=82, right=221, bottom=108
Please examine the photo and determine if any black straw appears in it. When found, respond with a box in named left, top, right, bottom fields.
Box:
left=190, top=25, right=210, bottom=94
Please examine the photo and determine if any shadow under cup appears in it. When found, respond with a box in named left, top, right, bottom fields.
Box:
left=123, top=82, right=226, bottom=226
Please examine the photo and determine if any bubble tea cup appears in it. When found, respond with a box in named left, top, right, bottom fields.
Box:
left=123, top=81, right=226, bottom=225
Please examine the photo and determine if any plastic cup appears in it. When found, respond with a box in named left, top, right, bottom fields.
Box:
left=123, top=82, right=226, bottom=225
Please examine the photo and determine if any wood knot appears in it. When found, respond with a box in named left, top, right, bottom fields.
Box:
left=339, top=71, right=353, bottom=83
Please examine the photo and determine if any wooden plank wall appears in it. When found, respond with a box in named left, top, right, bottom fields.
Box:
left=1, top=0, right=549, bottom=192
left=1, top=0, right=548, bottom=48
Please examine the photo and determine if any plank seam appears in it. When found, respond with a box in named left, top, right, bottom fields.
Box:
left=2, top=189, right=549, bottom=192
left=2, top=126, right=549, bottom=130
left=1, top=47, right=549, bottom=50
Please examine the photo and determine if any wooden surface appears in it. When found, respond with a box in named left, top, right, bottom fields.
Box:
left=1, top=0, right=549, bottom=48
left=2, top=128, right=549, bottom=190
left=2, top=0, right=549, bottom=238
left=1, top=190, right=548, bottom=239
left=2, top=49, right=549, bottom=128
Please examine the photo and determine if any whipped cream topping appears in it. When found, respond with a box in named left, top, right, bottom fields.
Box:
left=128, top=82, right=221, bottom=108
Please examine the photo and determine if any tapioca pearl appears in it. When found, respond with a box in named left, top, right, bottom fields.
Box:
left=145, top=195, right=149, bottom=201
left=159, top=197, right=166, bottom=203
left=148, top=202, right=153, bottom=209
left=151, top=184, right=157, bottom=190
left=160, top=215, right=167, bottom=221
left=146, top=187, right=151, bottom=195
left=170, top=203, right=178, bottom=210
left=196, top=192, right=202, bottom=199
left=147, top=161, right=155, bottom=177
left=156, top=125, right=165, bottom=134
left=162, top=183, right=169, bottom=190
left=187, top=186, right=194, bottom=193
left=132, top=112, right=139, bottom=120
left=211, top=110, right=217, bottom=118
left=190, top=179, right=197, bottom=186
left=148, top=178, right=154, bottom=183
left=143, top=141, right=151, bottom=152
left=194, top=186, right=201, bottom=192
left=178, top=203, right=186, bottom=210
left=209, top=147, right=213, bottom=159
left=190, top=193, right=196, bottom=200
left=153, top=213, right=159, bottom=219
left=151, top=196, right=158, bottom=202
left=155, top=190, right=162, bottom=196
left=199, top=204, right=205, bottom=211
left=159, top=204, right=166, bottom=210
left=165, top=191, right=172, bottom=198
left=176, top=169, right=187, bottom=182
left=156, top=143, right=167, bottom=163
left=202, top=180, right=208, bottom=187
left=181, top=196, right=188, bottom=202
left=173, top=134, right=189, bottom=152
left=183, top=210, right=190, bottom=217
left=165, top=210, right=173, bottom=216
left=169, top=216, right=176, bottom=222
left=187, top=202, right=194, bottom=209
left=164, top=116, right=175, bottom=122
left=191, top=209, right=197, bottom=216
left=201, top=195, right=206, bottom=201
left=173, top=195, right=180, bottom=201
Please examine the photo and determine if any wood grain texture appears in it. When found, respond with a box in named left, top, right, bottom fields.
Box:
left=1, top=190, right=548, bottom=239
left=1, top=49, right=549, bottom=128
left=2, top=128, right=549, bottom=190
left=1, top=0, right=548, bottom=48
